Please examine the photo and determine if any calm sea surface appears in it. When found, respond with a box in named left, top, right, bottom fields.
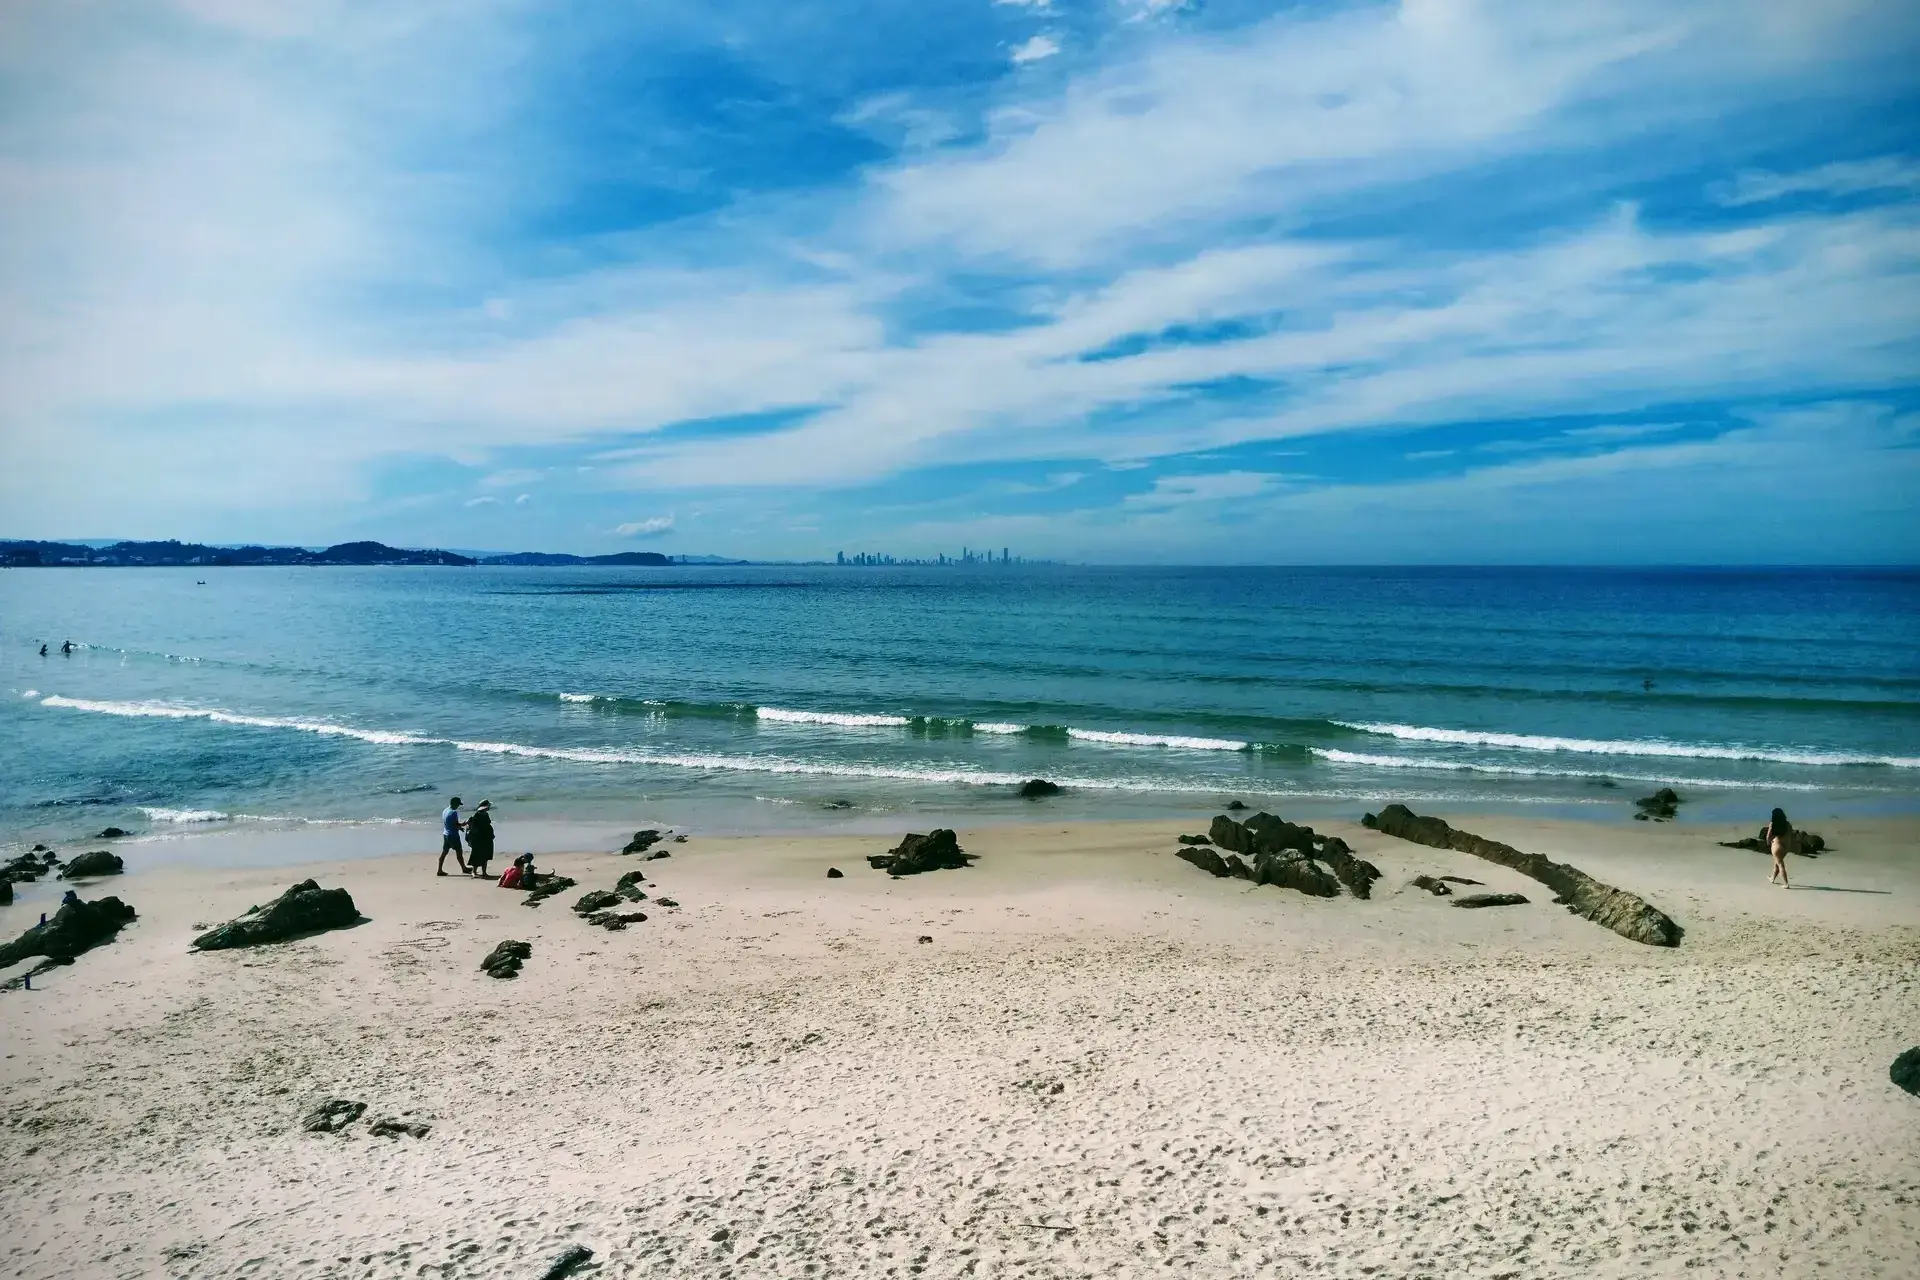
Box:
left=3, top=565, right=1917, bottom=849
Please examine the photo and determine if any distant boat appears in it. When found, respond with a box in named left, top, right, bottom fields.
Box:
left=196, top=580, right=206, bottom=585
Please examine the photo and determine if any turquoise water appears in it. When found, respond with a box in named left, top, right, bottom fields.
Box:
left=3, top=565, right=1917, bottom=847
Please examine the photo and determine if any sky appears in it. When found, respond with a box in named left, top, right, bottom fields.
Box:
left=1, top=0, right=1917, bottom=563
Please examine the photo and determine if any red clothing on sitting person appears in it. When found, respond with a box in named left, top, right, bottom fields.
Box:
left=498, top=865, right=523, bottom=889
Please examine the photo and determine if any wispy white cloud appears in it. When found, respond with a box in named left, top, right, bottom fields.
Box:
left=613, top=515, right=674, bottom=538
left=1715, top=155, right=1920, bottom=206
left=1009, top=34, right=1061, bottom=65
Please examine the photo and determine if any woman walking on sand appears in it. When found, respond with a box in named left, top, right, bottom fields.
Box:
left=1763, top=807, right=1793, bottom=888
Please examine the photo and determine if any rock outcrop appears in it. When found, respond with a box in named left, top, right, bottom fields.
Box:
left=621, top=829, right=665, bottom=855
left=60, top=850, right=124, bottom=879
left=868, top=829, right=972, bottom=876
left=573, top=889, right=623, bottom=915
left=540, top=1245, right=595, bottom=1280
left=585, top=909, right=647, bottom=931
left=98, top=826, right=129, bottom=839
left=369, top=1117, right=431, bottom=1139
left=1453, top=892, right=1529, bottom=908
left=1018, top=779, right=1061, bottom=798
left=1, top=851, right=53, bottom=884
left=1183, top=812, right=1381, bottom=900
left=1892, top=1047, right=1920, bottom=1098
left=302, top=1100, right=366, bottom=1133
left=192, top=880, right=359, bottom=950
left=1411, top=875, right=1452, bottom=896
left=480, top=939, right=531, bottom=979
left=522, top=874, right=578, bottom=906
left=1633, top=788, right=1680, bottom=821
left=826, top=867, right=844, bottom=878
left=1364, top=804, right=1680, bottom=946
left=1719, top=828, right=1827, bottom=856
left=0, top=894, right=137, bottom=968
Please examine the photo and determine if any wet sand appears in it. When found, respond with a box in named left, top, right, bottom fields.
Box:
left=3, top=812, right=1917, bottom=1278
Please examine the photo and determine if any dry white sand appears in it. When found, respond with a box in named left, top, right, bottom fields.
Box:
left=3, top=812, right=1917, bottom=1279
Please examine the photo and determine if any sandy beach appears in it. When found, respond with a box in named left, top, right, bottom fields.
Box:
left=3, top=811, right=1917, bottom=1279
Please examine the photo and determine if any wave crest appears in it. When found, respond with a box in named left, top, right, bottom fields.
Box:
left=1338, top=720, right=1919, bottom=768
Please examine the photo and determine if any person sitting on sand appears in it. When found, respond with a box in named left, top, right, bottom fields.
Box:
left=498, top=852, right=535, bottom=889
left=466, top=801, right=496, bottom=877
left=1763, top=807, right=1793, bottom=888
left=437, top=797, right=467, bottom=877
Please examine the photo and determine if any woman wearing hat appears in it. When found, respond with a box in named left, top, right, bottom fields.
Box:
left=465, top=800, right=496, bottom=878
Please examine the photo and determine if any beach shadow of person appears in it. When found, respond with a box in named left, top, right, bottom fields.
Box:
left=1790, top=885, right=1891, bottom=895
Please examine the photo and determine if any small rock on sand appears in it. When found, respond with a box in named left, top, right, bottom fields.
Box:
left=826, top=867, right=844, bottom=878
left=368, top=1117, right=431, bottom=1139
left=60, top=850, right=124, bottom=879
left=481, top=939, right=531, bottom=979
left=1453, top=893, right=1530, bottom=908
left=621, top=829, right=665, bottom=855
left=1411, top=876, right=1452, bottom=896
left=192, top=880, right=358, bottom=950
left=1892, top=1047, right=1920, bottom=1098
left=917, top=935, right=933, bottom=943
left=1439, top=875, right=1482, bottom=885
left=573, top=889, right=622, bottom=915
left=1176, top=833, right=1211, bottom=846
left=302, top=1099, right=366, bottom=1133
left=540, top=1245, right=594, bottom=1280
left=868, top=829, right=972, bottom=876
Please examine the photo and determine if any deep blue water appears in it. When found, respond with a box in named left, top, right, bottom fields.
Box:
left=2, top=565, right=1916, bottom=848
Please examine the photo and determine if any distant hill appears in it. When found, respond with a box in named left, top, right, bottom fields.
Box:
left=0, top=538, right=742, bottom=568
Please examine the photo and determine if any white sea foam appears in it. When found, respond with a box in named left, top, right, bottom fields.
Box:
left=1338, top=721, right=1920, bottom=769
left=133, top=806, right=411, bottom=828
left=1067, top=728, right=1248, bottom=751
left=1311, top=749, right=1825, bottom=791
left=756, top=706, right=912, bottom=728
left=970, top=722, right=1028, bottom=734
left=557, top=693, right=599, bottom=703
left=21, top=689, right=38, bottom=699
left=140, top=806, right=232, bottom=823
left=40, top=695, right=439, bottom=747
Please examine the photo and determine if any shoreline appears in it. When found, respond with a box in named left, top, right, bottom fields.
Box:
left=4, top=810, right=1917, bottom=1277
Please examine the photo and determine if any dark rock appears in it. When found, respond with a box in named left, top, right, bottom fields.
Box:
left=573, top=889, right=623, bottom=915
left=621, top=829, right=665, bottom=855
left=1633, top=788, right=1680, bottom=821
left=1221, top=853, right=1254, bottom=881
left=1453, top=893, right=1530, bottom=908
left=821, top=799, right=854, bottom=810
left=1, top=852, right=50, bottom=884
left=1208, top=814, right=1253, bottom=854
left=32, top=843, right=50, bottom=852
left=615, top=870, right=649, bottom=891
left=481, top=939, right=532, bottom=979
left=655, top=897, right=679, bottom=908
left=1411, top=875, right=1452, bottom=896
left=0, top=879, right=9, bottom=905
left=1018, top=778, right=1062, bottom=798
left=672, top=834, right=689, bottom=843
left=60, top=850, right=124, bottom=879
left=1175, top=834, right=1211, bottom=846
left=302, top=1099, right=366, bottom=1133
left=917, top=935, right=933, bottom=944
left=540, top=1245, right=595, bottom=1280
left=1225, top=800, right=1248, bottom=811
left=1175, top=845, right=1233, bottom=878
left=1316, top=836, right=1382, bottom=899
left=1366, top=803, right=1680, bottom=946
left=614, top=883, right=647, bottom=902
left=522, top=874, right=578, bottom=906
left=1891, top=1047, right=1920, bottom=1098
left=368, top=1117, right=431, bottom=1138
left=1720, top=827, right=1827, bottom=856
left=1439, top=875, right=1482, bottom=885
left=192, top=881, right=358, bottom=950
left=1251, top=850, right=1340, bottom=897
left=0, top=895, right=138, bottom=968
left=870, top=829, right=972, bottom=876
left=98, top=827, right=129, bottom=839
left=585, top=909, right=647, bottom=930
left=646, top=849, right=671, bottom=860
left=826, top=867, right=844, bottom=878
left=1242, top=812, right=1318, bottom=855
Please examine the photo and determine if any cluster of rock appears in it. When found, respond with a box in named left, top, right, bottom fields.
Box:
left=0, top=893, right=138, bottom=985
left=59, top=850, right=124, bottom=879
left=480, top=939, right=531, bottom=979
left=1719, top=828, right=1827, bottom=857
left=620, top=829, right=672, bottom=857
left=1634, top=788, right=1681, bottom=821
left=868, top=829, right=972, bottom=876
left=1363, top=804, right=1680, bottom=946
left=301, top=1099, right=430, bottom=1138
left=1, top=848, right=59, bottom=902
left=1175, top=813, right=1382, bottom=899
left=573, top=875, right=649, bottom=930
left=192, top=880, right=360, bottom=950
left=521, top=873, right=577, bottom=906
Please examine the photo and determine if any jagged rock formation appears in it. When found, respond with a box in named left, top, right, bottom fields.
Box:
left=621, top=829, right=665, bottom=855
left=522, top=874, right=578, bottom=906
left=481, top=939, right=532, bottom=979
left=1634, top=788, right=1681, bottom=821
left=303, top=1100, right=366, bottom=1132
left=1176, top=813, right=1381, bottom=900
left=1363, top=804, right=1680, bottom=946
left=60, top=850, right=124, bottom=879
left=0, top=895, right=138, bottom=969
left=868, top=830, right=972, bottom=876
left=192, top=880, right=359, bottom=950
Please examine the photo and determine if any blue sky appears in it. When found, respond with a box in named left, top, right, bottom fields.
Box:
left=1, top=0, right=1917, bottom=562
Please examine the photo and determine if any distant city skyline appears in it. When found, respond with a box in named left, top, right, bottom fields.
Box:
left=2, top=2, right=1916, bottom=563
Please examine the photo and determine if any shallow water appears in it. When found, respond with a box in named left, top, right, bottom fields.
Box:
left=3, top=564, right=1916, bottom=847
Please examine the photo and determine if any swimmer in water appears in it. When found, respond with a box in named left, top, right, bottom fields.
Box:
left=61, top=640, right=73, bottom=655
left=39, top=643, right=48, bottom=656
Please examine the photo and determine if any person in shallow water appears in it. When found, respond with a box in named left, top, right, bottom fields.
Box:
left=437, top=797, right=467, bottom=876
left=464, top=801, right=496, bottom=878
left=1763, top=807, right=1794, bottom=888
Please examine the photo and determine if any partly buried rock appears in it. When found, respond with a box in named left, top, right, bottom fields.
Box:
left=868, top=829, right=972, bottom=876
left=1633, top=787, right=1680, bottom=821
left=522, top=874, right=578, bottom=906
left=1365, top=804, right=1678, bottom=946
left=1891, top=1047, right=1920, bottom=1098
left=587, top=909, right=647, bottom=931
left=1018, top=778, right=1061, bottom=798
left=621, top=829, right=665, bottom=855
left=1720, top=827, right=1827, bottom=857
left=302, top=1099, right=366, bottom=1133
left=192, top=880, right=359, bottom=950
left=98, top=826, right=129, bottom=839
left=1, top=851, right=50, bottom=884
left=1224, top=800, right=1248, bottom=811
left=60, top=850, right=124, bottom=879
left=1440, top=875, right=1482, bottom=885
left=1175, top=845, right=1232, bottom=878
left=1411, top=875, right=1452, bottom=897
left=1251, top=849, right=1340, bottom=898
left=1453, top=892, right=1529, bottom=909
left=368, top=1116, right=431, bottom=1139
left=0, top=895, right=138, bottom=968
left=540, top=1246, right=595, bottom=1280
left=1176, top=833, right=1211, bottom=846
left=1194, top=812, right=1380, bottom=899
left=826, top=867, right=844, bottom=878
left=573, top=889, right=623, bottom=915
left=480, top=939, right=531, bottom=979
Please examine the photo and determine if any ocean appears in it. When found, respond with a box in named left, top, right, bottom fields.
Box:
left=3, top=565, right=1917, bottom=849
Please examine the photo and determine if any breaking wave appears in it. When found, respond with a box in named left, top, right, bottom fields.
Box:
left=1338, top=721, right=1920, bottom=768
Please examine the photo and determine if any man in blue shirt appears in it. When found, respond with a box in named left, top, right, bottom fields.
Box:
left=438, top=797, right=467, bottom=876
